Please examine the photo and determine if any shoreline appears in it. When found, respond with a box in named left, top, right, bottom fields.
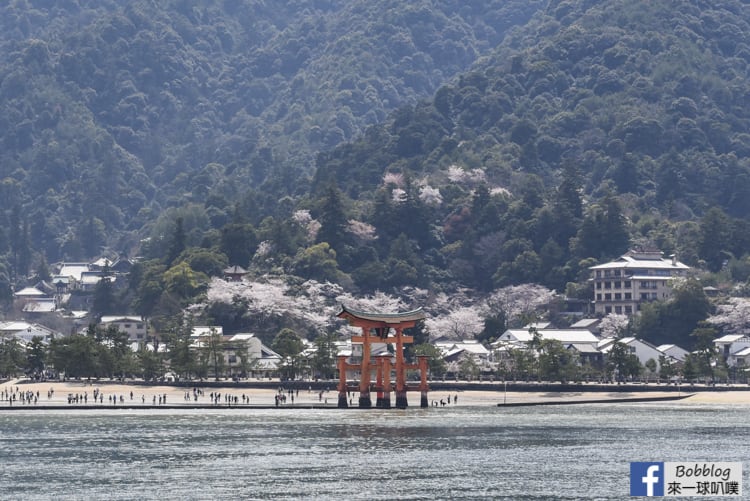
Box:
left=2, top=378, right=750, bottom=409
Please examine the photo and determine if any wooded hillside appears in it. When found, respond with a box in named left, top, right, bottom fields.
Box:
left=3, top=0, right=750, bottom=329
left=0, top=0, right=542, bottom=274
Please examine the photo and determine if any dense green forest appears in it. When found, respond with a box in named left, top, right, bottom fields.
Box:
left=0, top=0, right=542, bottom=275
left=3, top=0, right=750, bottom=337
left=311, top=0, right=750, bottom=294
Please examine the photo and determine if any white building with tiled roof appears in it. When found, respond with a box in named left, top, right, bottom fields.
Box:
left=495, top=328, right=600, bottom=346
left=493, top=328, right=602, bottom=365
left=657, top=344, right=689, bottom=362
left=714, top=334, right=750, bottom=366
left=57, top=263, right=90, bottom=282
left=731, top=346, right=750, bottom=369
left=589, top=249, right=690, bottom=316
left=14, top=286, right=47, bottom=298
left=599, top=336, right=665, bottom=370
left=0, top=321, right=58, bottom=344
left=570, top=318, right=601, bottom=335
left=435, top=339, right=490, bottom=362
left=100, top=316, right=148, bottom=342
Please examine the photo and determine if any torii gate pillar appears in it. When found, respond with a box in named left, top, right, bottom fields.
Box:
left=337, top=355, right=349, bottom=408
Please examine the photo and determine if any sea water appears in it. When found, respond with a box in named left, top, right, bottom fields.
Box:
left=0, top=403, right=747, bottom=500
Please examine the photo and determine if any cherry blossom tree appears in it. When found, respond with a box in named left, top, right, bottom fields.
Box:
left=483, top=284, right=556, bottom=327
left=346, top=220, right=377, bottom=242
left=418, top=185, right=442, bottom=207
left=203, top=276, right=432, bottom=339
left=706, top=297, right=750, bottom=334
left=424, top=304, right=485, bottom=340
left=292, top=210, right=320, bottom=241
left=204, top=276, right=334, bottom=332
left=446, top=164, right=487, bottom=185
left=202, top=277, right=556, bottom=346
left=383, top=172, right=404, bottom=188
left=598, top=313, right=630, bottom=338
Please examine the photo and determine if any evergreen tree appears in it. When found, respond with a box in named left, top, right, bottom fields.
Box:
left=635, top=278, right=711, bottom=347
left=311, top=333, right=337, bottom=379
left=602, top=193, right=630, bottom=258
left=35, top=256, right=51, bottom=283
left=78, top=217, right=104, bottom=258
left=166, top=217, right=186, bottom=265
left=92, top=277, right=117, bottom=320
left=25, top=336, right=46, bottom=375
left=316, top=184, right=349, bottom=253
left=9, top=206, right=31, bottom=279
left=572, top=192, right=629, bottom=260
left=698, top=207, right=731, bottom=272
left=220, top=222, right=257, bottom=267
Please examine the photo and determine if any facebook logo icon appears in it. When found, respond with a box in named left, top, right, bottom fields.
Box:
left=631, top=462, right=664, bottom=496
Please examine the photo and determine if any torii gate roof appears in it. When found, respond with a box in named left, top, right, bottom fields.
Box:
left=337, top=304, right=425, bottom=325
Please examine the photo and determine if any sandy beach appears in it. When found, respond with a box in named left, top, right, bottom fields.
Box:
left=3, top=378, right=750, bottom=408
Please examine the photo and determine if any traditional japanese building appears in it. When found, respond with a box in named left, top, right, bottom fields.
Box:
left=589, top=249, right=690, bottom=316
left=223, top=265, right=247, bottom=281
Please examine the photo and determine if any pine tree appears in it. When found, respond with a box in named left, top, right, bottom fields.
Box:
left=166, top=217, right=186, bottom=265
left=316, top=184, right=348, bottom=252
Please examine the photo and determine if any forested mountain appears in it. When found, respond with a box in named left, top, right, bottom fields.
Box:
left=4, top=0, right=750, bottom=346
left=313, top=0, right=750, bottom=294
left=0, top=0, right=542, bottom=275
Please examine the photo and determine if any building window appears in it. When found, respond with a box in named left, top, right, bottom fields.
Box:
left=614, top=293, right=621, bottom=300
left=137, top=324, right=144, bottom=329
left=651, top=292, right=658, bottom=300
left=604, top=270, right=611, bottom=278
left=624, top=281, right=631, bottom=288
left=605, top=306, right=612, bottom=314
left=596, top=294, right=602, bottom=301
left=624, top=293, right=632, bottom=300
left=228, top=355, right=237, bottom=364
left=596, top=271, right=601, bottom=278
left=625, top=306, right=633, bottom=314
left=640, top=293, right=649, bottom=300
left=614, top=270, right=621, bottom=277
left=614, top=281, right=621, bottom=289
left=124, top=324, right=131, bottom=328
left=604, top=282, right=611, bottom=289
left=596, top=282, right=602, bottom=289
left=604, top=293, right=611, bottom=300
left=615, top=306, right=622, bottom=314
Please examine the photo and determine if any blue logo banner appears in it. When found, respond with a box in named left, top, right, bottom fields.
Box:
left=631, top=462, right=665, bottom=496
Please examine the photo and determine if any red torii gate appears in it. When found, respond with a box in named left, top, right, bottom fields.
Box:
left=336, top=305, right=428, bottom=409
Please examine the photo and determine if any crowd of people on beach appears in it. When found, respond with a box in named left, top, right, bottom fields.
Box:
left=1, top=387, right=40, bottom=405
left=2, top=383, right=300, bottom=408
left=434, top=394, right=458, bottom=406
left=3, top=382, right=460, bottom=408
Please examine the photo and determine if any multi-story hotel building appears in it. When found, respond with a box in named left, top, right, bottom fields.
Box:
left=590, top=249, right=690, bottom=316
